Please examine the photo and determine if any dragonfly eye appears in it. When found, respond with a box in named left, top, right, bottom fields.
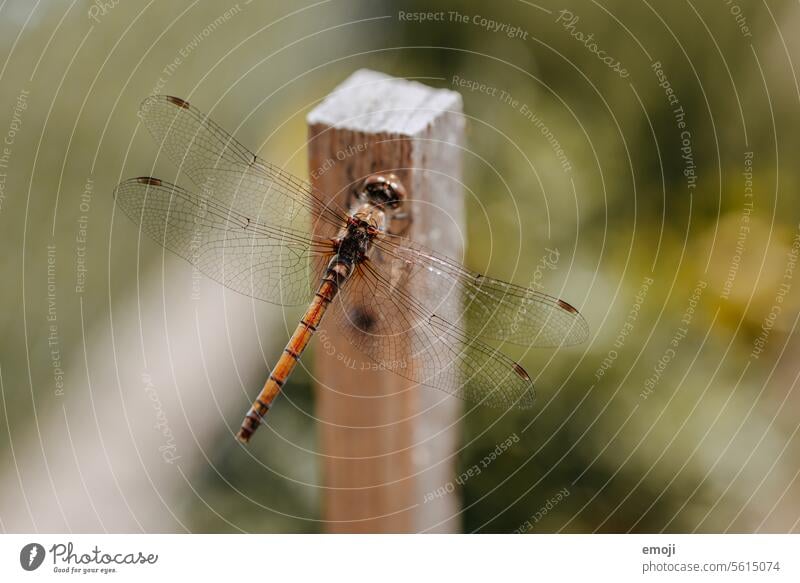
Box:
left=361, top=173, right=407, bottom=209
left=384, top=174, right=407, bottom=205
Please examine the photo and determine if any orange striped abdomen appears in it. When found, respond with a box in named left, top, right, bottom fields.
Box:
left=236, top=270, right=342, bottom=443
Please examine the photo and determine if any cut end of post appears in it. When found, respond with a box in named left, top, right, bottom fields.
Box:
left=306, top=68, right=463, bottom=137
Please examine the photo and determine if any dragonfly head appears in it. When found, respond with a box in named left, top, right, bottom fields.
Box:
left=360, top=173, right=407, bottom=209
left=357, top=173, right=410, bottom=235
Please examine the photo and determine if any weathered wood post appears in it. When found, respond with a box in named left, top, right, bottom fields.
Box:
left=307, top=69, right=464, bottom=532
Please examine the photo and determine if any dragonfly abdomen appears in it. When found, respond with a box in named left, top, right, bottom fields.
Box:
left=236, top=260, right=351, bottom=443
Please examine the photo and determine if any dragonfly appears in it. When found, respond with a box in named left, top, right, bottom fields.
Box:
left=114, top=95, right=589, bottom=444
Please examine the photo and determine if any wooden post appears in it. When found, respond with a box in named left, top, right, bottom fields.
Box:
left=307, top=69, right=464, bottom=533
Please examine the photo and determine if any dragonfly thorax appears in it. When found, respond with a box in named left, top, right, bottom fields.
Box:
left=331, top=206, right=385, bottom=271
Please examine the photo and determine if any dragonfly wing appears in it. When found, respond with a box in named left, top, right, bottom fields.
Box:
left=328, top=260, right=535, bottom=409
left=372, top=234, right=589, bottom=347
left=114, top=177, right=333, bottom=306
left=138, top=95, right=346, bottom=238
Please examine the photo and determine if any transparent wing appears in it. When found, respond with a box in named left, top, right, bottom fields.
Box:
left=329, top=260, right=535, bottom=409
left=114, top=177, right=334, bottom=306
left=138, top=94, right=347, bottom=239
left=373, top=234, right=588, bottom=347
left=126, top=94, right=584, bottom=406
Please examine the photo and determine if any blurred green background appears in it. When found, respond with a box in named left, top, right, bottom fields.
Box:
left=1, top=0, right=800, bottom=533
